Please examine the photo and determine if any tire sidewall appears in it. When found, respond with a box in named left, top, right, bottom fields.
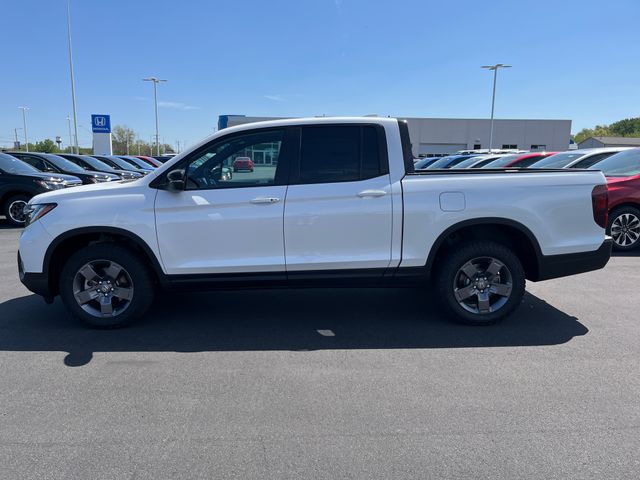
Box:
left=607, top=206, right=640, bottom=251
left=59, top=244, right=155, bottom=328
left=437, top=241, right=526, bottom=325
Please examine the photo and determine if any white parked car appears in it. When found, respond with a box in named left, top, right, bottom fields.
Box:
left=18, top=117, right=612, bottom=328
left=529, top=148, right=632, bottom=169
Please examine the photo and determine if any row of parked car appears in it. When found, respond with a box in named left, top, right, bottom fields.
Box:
left=0, top=151, right=170, bottom=226
left=414, top=147, right=640, bottom=251
left=1, top=146, right=639, bottom=251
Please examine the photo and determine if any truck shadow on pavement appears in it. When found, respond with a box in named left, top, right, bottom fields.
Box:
left=0, top=288, right=587, bottom=367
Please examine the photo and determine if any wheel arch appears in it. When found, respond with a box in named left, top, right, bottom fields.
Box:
left=609, top=202, right=640, bottom=214
left=425, top=217, right=544, bottom=281
left=1, top=190, right=34, bottom=208
left=43, top=227, right=165, bottom=296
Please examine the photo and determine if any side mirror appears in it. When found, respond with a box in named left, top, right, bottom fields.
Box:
left=166, top=169, right=185, bottom=191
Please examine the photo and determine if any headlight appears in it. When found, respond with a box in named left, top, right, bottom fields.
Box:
left=23, top=203, right=57, bottom=227
left=35, top=179, right=66, bottom=190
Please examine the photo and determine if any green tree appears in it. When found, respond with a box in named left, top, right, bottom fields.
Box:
left=609, top=118, right=640, bottom=137
left=574, top=117, right=640, bottom=144
left=33, top=139, right=58, bottom=153
left=112, top=125, right=137, bottom=155
left=573, top=125, right=613, bottom=144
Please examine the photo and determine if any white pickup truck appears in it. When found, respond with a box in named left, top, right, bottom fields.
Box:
left=18, top=117, right=612, bottom=328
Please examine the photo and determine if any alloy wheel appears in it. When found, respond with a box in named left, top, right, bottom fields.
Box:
left=8, top=200, right=28, bottom=224
left=453, top=256, right=513, bottom=315
left=72, top=260, right=134, bottom=318
left=611, top=213, right=640, bottom=248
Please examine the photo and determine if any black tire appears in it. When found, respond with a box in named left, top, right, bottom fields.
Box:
left=3, top=194, right=30, bottom=227
left=59, top=243, right=155, bottom=328
left=436, top=241, right=526, bottom=325
left=607, top=206, right=640, bottom=251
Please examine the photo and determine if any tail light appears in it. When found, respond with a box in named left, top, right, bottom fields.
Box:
left=591, top=184, right=608, bottom=229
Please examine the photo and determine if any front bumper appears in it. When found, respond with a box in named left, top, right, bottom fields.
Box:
left=18, top=252, right=53, bottom=301
left=535, top=238, right=612, bottom=281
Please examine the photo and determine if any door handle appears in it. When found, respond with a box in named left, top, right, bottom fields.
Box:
left=250, top=197, right=280, bottom=204
left=357, top=189, right=387, bottom=198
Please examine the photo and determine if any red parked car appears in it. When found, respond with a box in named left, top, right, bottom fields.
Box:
left=589, top=148, right=640, bottom=251
left=481, top=152, right=558, bottom=168
left=233, top=156, right=254, bottom=172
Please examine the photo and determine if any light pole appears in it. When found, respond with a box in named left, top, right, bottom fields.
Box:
left=143, top=76, right=167, bottom=156
left=66, top=116, right=73, bottom=152
left=67, top=0, right=80, bottom=155
left=481, top=64, right=511, bottom=152
left=18, top=106, right=29, bottom=152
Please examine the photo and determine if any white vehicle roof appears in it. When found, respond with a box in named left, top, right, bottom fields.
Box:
left=564, top=147, right=633, bottom=167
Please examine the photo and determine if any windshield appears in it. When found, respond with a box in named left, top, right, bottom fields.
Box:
left=529, top=151, right=585, bottom=168
left=120, top=156, right=152, bottom=169
left=0, top=153, right=40, bottom=175
left=426, top=155, right=472, bottom=169
left=481, top=154, right=521, bottom=168
left=414, top=158, right=437, bottom=169
left=451, top=157, right=485, bottom=169
left=589, top=149, right=640, bottom=177
left=102, top=156, right=138, bottom=171
left=44, top=154, right=86, bottom=173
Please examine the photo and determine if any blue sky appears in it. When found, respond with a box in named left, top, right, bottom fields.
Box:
left=2, top=0, right=639, bottom=149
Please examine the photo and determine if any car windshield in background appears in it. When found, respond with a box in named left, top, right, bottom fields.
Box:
left=78, top=155, right=116, bottom=171
left=589, top=149, right=640, bottom=177
left=480, top=154, right=521, bottom=168
left=452, top=157, right=487, bottom=168
left=426, top=155, right=473, bottom=169
left=43, top=154, right=86, bottom=173
left=414, top=158, right=438, bottom=169
left=529, top=151, right=585, bottom=168
left=0, top=153, right=40, bottom=175
left=98, top=156, right=138, bottom=171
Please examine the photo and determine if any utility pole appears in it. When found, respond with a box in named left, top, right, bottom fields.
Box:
left=18, top=106, right=29, bottom=152
left=481, top=64, right=512, bottom=152
left=14, top=128, right=24, bottom=150
left=67, top=0, right=80, bottom=154
left=142, top=76, right=167, bottom=156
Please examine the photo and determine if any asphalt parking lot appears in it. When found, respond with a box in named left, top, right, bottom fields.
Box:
left=0, top=221, right=639, bottom=479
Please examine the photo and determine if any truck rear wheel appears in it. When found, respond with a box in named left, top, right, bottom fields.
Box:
left=436, top=241, right=525, bottom=325
left=59, top=243, right=155, bottom=328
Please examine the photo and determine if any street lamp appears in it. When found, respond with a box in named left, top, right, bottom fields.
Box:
left=18, top=106, right=29, bottom=152
left=67, top=0, right=80, bottom=154
left=481, top=63, right=512, bottom=152
left=143, top=76, right=167, bottom=156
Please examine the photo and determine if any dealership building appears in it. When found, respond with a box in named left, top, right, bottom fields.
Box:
left=218, top=115, right=572, bottom=157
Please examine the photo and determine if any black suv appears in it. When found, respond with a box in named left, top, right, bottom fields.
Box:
left=0, top=152, right=82, bottom=226
left=57, top=154, right=143, bottom=180
left=7, top=152, right=120, bottom=185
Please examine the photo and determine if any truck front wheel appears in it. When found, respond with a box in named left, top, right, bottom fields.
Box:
left=436, top=241, right=525, bottom=325
left=59, top=243, right=155, bottom=328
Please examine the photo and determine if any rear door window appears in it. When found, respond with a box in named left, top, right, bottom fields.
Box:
left=298, top=125, right=387, bottom=184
